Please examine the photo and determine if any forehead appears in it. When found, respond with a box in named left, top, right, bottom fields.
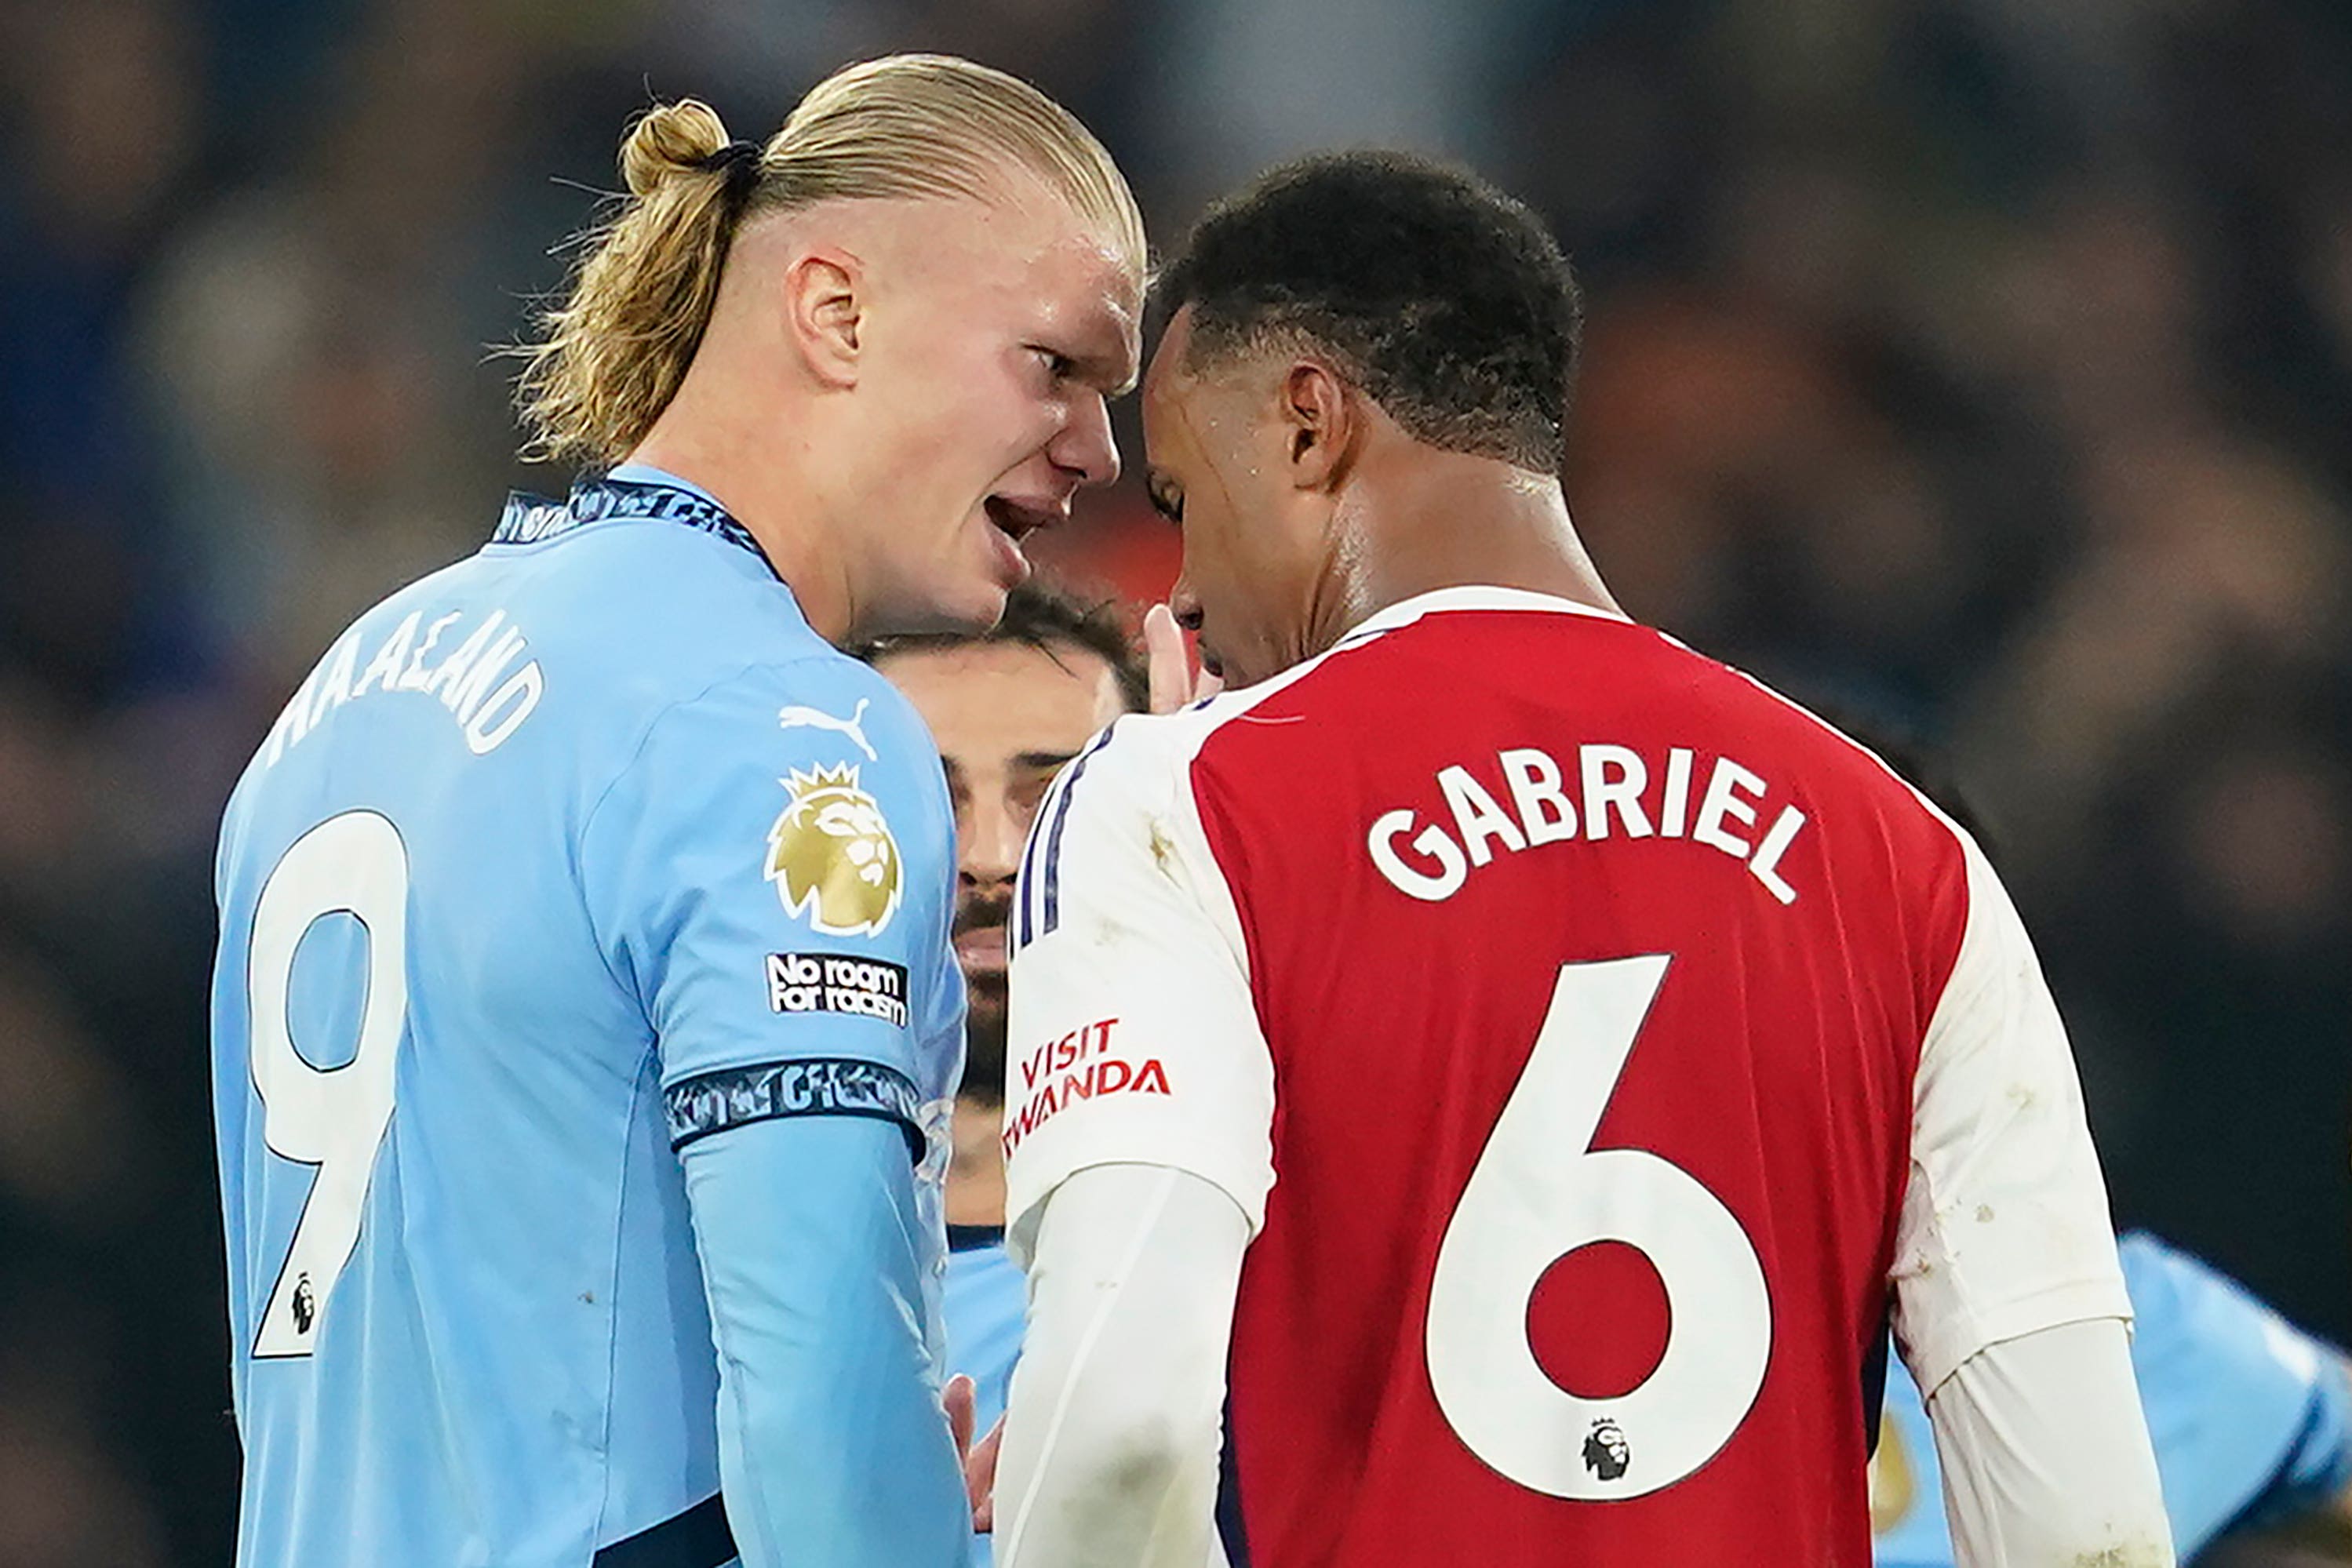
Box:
left=877, top=640, right=1120, bottom=751
left=1143, top=304, right=1259, bottom=458
left=1142, top=304, right=1198, bottom=414
left=911, top=187, right=1141, bottom=357
left=1141, top=307, right=1210, bottom=457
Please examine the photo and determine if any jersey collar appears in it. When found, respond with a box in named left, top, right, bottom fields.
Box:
left=492, top=467, right=776, bottom=579
left=1334, top=584, right=1631, bottom=651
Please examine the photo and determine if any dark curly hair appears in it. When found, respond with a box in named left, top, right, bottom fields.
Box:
left=854, top=579, right=1147, bottom=713
left=1153, top=150, right=1582, bottom=475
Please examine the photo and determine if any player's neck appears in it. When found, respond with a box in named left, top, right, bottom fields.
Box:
left=1331, top=450, right=1620, bottom=631
left=627, top=412, right=858, bottom=644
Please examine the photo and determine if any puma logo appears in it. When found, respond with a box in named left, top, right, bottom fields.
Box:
left=778, top=698, right=876, bottom=761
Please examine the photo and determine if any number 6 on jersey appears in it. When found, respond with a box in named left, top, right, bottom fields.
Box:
left=246, top=809, right=410, bottom=1359
left=1425, top=955, right=1771, bottom=1499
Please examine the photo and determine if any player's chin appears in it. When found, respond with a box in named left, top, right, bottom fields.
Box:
left=891, top=537, right=1018, bottom=634
left=945, top=514, right=1032, bottom=621
left=944, top=573, right=1014, bottom=631
left=1197, top=638, right=1259, bottom=691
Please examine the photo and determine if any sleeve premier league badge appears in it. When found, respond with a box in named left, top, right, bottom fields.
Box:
left=765, top=763, right=904, bottom=937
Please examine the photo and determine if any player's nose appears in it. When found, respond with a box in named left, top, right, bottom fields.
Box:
left=1169, top=577, right=1204, bottom=634
left=959, top=792, right=1024, bottom=890
left=1050, top=390, right=1120, bottom=489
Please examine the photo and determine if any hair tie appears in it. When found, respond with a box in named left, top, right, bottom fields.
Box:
left=698, top=140, right=763, bottom=200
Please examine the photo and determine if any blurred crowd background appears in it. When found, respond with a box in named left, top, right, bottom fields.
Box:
left=2, top=0, right=2349, bottom=1559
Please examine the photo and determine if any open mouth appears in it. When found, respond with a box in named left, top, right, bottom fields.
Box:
left=984, top=493, right=1065, bottom=544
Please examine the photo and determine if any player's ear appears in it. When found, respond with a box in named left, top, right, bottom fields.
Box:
left=782, top=247, right=862, bottom=389
left=1279, top=359, right=1355, bottom=491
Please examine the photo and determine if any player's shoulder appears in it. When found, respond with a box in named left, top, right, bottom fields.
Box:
left=623, top=636, right=941, bottom=817
left=469, top=515, right=947, bottom=762
left=1623, top=622, right=1961, bottom=828
left=1629, top=618, right=1982, bottom=877
left=2115, top=1232, right=2351, bottom=1549
left=1232, top=588, right=1959, bottom=838
left=1069, top=588, right=1481, bottom=791
left=1009, top=697, right=1270, bottom=955
left=500, top=520, right=834, bottom=687
left=1036, top=664, right=1323, bottom=829
left=1220, top=588, right=1938, bottom=788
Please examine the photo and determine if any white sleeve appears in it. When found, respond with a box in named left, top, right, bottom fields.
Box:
left=1002, top=715, right=1275, bottom=1261
left=1891, top=831, right=2133, bottom=1393
left=993, top=1162, right=1247, bottom=1568
left=1928, top=1318, right=2175, bottom=1566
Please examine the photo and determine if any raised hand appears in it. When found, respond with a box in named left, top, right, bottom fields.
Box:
left=1144, top=603, right=1224, bottom=715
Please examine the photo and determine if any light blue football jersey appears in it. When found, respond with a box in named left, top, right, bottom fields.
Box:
left=943, top=1228, right=1025, bottom=1568
left=1873, top=1231, right=2352, bottom=1565
left=210, top=467, right=971, bottom=1567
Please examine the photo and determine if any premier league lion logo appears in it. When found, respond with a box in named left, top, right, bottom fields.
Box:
left=1582, top=1417, right=1630, bottom=1482
left=765, top=763, right=903, bottom=936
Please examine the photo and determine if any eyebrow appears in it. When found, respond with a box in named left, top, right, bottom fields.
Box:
left=1014, top=749, right=1083, bottom=772
left=1073, top=298, right=1142, bottom=396
left=1072, top=342, right=1138, bottom=398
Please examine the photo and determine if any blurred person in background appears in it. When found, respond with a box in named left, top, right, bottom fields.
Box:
left=208, top=54, right=1140, bottom=1568
left=989, top=151, right=2167, bottom=1568
left=861, top=580, right=1149, bottom=1564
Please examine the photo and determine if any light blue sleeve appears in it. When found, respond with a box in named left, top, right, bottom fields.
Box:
left=943, top=1239, right=1025, bottom=1568
left=944, top=1241, right=1025, bottom=1435
left=2263, top=1355, right=2352, bottom=1534
left=2117, top=1231, right=2352, bottom=1551
left=584, top=657, right=956, bottom=1094
left=685, top=1117, right=969, bottom=1567
left=1875, top=1235, right=2352, bottom=1568
left=582, top=657, right=967, bottom=1568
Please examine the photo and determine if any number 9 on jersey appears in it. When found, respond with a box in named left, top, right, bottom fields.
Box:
left=246, top=809, right=410, bottom=1359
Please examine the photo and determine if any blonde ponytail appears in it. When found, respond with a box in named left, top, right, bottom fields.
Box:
left=515, top=56, right=1146, bottom=469
left=513, top=100, right=748, bottom=467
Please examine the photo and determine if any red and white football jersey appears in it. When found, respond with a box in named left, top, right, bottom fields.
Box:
left=1003, top=586, right=2129, bottom=1567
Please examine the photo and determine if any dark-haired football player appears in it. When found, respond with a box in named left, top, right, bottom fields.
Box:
left=988, top=152, right=2172, bottom=1567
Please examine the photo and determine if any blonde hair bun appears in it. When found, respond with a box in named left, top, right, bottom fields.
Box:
left=618, top=99, right=734, bottom=198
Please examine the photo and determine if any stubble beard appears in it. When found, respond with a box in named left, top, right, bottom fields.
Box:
left=959, top=970, right=1008, bottom=1108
